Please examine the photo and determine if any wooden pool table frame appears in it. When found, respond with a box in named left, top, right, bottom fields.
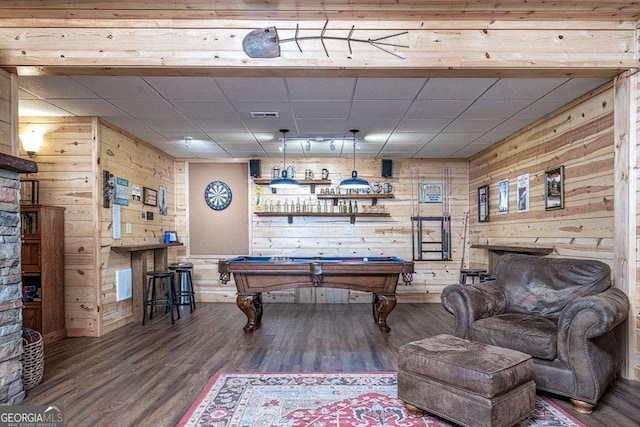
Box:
left=219, top=256, right=414, bottom=333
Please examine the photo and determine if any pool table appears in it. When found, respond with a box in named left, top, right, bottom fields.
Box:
left=218, top=256, right=414, bottom=333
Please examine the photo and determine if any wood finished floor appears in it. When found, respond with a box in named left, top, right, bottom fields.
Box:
left=23, top=303, right=640, bottom=427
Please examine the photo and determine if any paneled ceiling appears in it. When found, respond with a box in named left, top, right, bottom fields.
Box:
left=18, top=75, right=610, bottom=159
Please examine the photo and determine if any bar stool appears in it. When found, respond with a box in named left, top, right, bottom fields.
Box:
left=459, top=268, right=487, bottom=285
left=143, top=271, right=180, bottom=325
left=169, top=262, right=196, bottom=313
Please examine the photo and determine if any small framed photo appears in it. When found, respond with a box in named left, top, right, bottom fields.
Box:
left=478, top=185, right=489, bottom=222
left=517, top=173, right=530, bottom=213
left=164, top=231, right=178, bottom=243
left=544, top=166, right=565, bottom=210
left=143, top=187, right=157, bottom=206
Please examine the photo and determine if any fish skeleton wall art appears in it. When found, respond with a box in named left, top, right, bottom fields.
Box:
left=242, top=21, right=409, bottom=59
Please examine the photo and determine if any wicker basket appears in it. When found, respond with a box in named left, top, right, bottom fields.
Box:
left=21, top=331, right=44, bottom=390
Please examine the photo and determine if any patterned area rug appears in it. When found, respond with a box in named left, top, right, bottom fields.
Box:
left=178, top=372, right=585, bottom=427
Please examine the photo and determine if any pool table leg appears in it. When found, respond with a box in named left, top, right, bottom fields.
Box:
left=372, top=293, right=396, bottom=333
left=237, top=293, right=263, bottom=333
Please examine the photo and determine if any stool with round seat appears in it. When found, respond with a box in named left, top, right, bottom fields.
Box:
left=459, top=268, right=487, bottom=284
left=169, top=262, right=196, bottom=313
left=143, top=271, right=180, bottom=325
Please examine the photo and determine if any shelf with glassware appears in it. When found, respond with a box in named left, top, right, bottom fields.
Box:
left=317, top=192, right=394, bottom=206
left=253, top=178, right=331, bottom=194
left=255, top=196, right=390, bottom=224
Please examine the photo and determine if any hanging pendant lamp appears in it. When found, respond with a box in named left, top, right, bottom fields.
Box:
left=339, top=129, right=370, bottom=190
left=270, top=129, right=299, bottom=188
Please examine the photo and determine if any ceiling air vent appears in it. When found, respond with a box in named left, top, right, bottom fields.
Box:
left=250, top=111, right=280, bottom=118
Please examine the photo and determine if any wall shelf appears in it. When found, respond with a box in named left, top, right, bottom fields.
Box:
left=255, top=211, right=390, bottom=224
left=317, top=193, right=394, bottom=206
left=254, top=178, right=331, bottom=194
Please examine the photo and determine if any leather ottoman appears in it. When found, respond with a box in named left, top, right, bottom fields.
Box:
left=398, top=334, right=535, bottom=427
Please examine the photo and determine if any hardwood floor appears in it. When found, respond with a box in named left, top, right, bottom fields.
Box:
left=23, top=303, right=640, bottom=426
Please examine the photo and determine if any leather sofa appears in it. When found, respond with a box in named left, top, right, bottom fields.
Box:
left=441, top=254, right=629, bottom=414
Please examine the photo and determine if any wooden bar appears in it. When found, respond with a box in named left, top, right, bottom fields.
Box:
left=111, top=242, right=183, bottom=323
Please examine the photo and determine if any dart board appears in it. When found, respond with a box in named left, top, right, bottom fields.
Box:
left=204, top=180, right=232, bottom=211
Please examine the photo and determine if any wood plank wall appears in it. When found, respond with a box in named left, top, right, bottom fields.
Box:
left=467, top=86, right=639, bottom=377
left=636, top=78, right=640, bottom=381
left=98, top=121, right=177, bottom=334
left=174, top=158, right=469, bottom=304
left=18, top=117, right=99, bottom=337
left=0, top=69, right=15, bottom=156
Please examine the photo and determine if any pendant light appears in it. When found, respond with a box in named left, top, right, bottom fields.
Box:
left=339, top=129, right=370, bottom=190
left=270, top=129, right=299, bottom=188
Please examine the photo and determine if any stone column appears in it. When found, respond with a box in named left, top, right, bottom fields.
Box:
left=0, top=153, right=38, bottom=404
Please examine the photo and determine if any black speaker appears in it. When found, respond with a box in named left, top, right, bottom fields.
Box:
left=249, top=159, right=261, bottom=177
left=381, top=159, right=392, bottom=177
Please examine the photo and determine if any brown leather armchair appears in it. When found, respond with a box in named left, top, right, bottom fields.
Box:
left=441, top=254, right=629, bottom=414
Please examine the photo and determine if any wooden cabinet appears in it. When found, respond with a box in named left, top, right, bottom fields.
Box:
left=20, top=205, right=66, bottom=344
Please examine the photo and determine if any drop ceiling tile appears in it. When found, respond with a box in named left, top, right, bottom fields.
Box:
left=418, top=78, right=497, bottom=100
left=243, top=118, right=297, bottom=133
left=46, top=99, right=127, bottom=117
left=191, top=118, right=248, bottom=132
left=19, top=76, right=99, bottom=99
left=144, top=76, right=223, bottom=100
left=346, top=119, right=400, bottom=134
left=109, top=99, right=179, bottom=117
left=350, top=100, right=411, bottom=119
left=160, top=131, right=209, bottom=141
left=428, top=132, right=484, bottom=145
left=459, top=99, right=533, bottom=119
left=480, top=78, right=568, bottom=100
left=171, top=100, right=238, bottom=118
left=207, top=133, right=260, bottom=144
left=396, top=119, right=451, bottom=133
left=139, top=117, right=200, bottom=132
left=544, top=78, right=610, bottom=100
left=216, top=77, right=288, bottom=100
left=415, top=145, right=460, bottom=158
left=386, top=132, right=437, bottom=145
left=295, top=118, right=348, bottom=134
left=354, top=78, right=426, bottom=100
left=443, top=119, right=504, bottom=133
left=18, top=89, right=38, bottom=100
left=287, top=78, right=356, bottom=100
left=510, top=99, right=570, bottom=121
left=72, top=76, right=161, bottom=99
left=404, top=100, right=473, bottom=119
left=19, top=100, right=73, bottom=116
left=292, top=100, right=351, bottom=118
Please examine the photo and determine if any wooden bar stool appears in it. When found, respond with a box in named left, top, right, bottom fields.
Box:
left=459, top=268, right=487, bottom=285
left=169, top=262, right=196, bottom=313
left=143, top=271, right=180, bottom=325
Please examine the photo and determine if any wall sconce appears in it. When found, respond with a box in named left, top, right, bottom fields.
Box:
left=19, top=128, right=44, bottom=157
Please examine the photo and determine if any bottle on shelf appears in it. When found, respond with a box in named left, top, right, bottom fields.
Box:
left=316, top=200, right=321, bottom=212
left=354, top=201, right=358, bottom=213
left=348, top=200, right=353, bottom=213
left=296, top=197, right=301, bottom=212
left=284, top=199, right=289, bottom=212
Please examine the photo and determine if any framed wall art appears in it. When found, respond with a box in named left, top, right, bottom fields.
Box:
left=498, top=179, right=509, bottom=214
left=517, top=173, right=529, bottom=213
left=143, top=187, right=157, bottom=206
left=478, top=185, right=489, bottom=222
left=544, top=166, right=565, bottom=210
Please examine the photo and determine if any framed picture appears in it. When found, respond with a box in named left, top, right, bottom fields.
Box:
left=545, top=166, right=565, bottom=210
left=164, top=230, right=178, bottom=243
left=419, top=183, right=443, bottom=203
left=143, top=187, right=157, bottom=206
left=478, top=185, right=489, bottom=222
left=517, top=173, right=529, bottom=213
left=158, top=185, right=168, bottom=215
left=498, top=179, right=509, bottom=214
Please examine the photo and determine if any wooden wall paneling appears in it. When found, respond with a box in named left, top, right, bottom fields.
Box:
left=18, top=117, right=99, bottom=337
left=613, top=71, right=638, bottom=380
left=0, top=69, right=15, bottom=156
left=98, top=121, right=176, bottom=334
